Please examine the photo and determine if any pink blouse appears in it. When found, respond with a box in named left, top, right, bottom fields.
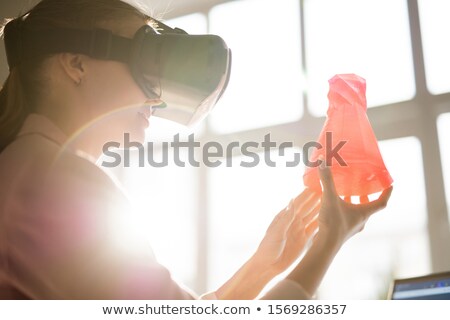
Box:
left=0, top=114, right=309, bottom=300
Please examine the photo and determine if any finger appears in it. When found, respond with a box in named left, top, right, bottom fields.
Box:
left=294, top=193, right=320, bottom=218
left=266, top=199, right=296, bottom=234
left=282, top=198, right=296, bottom=223
left=305, top=218, right=319, bottom=238
left=360, top=195, right=369, bottom=204
left=293, top=188, right=317, bottom=203
left=299, top=187, right=316, bottom=198
left=288, top=205, right=319, bottom=239
left=302, top=204, right=320, bottom=226
left=290, top=202, right=319, bottom=232
left=318, top=161, right=338, bottom=197
left=292, top=189, right=316, bottom=214
left=283, top=198, right=297, bottom=226
left=287, top=211, right=318, bottom=244
left=360, top=186, right=393, bottom=216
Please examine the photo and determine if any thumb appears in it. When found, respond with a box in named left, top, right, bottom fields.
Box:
left=318, top=158, right=337, bottom=198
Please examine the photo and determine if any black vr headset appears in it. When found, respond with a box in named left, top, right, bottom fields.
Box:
left=4, top=17, right=232, bottom=127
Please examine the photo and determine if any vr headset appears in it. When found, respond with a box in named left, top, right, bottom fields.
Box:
left=4, top=17, right=232, bottom=127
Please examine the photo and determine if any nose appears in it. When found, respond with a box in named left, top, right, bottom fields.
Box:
left=145, top=99, right=164, bottom=106
left=146, top=99, right=167, bottom=114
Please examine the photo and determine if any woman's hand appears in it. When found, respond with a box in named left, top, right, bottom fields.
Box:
left=252, top=189, right=320, bottom=274
left=286, top=163, right=393, bottom=297
left=214, top=189, right=320, bottom=300
left=317, top=162, right=394, bottom=247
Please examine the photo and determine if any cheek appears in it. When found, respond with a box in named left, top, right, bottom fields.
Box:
left=85, top=62, right=147, bottom=116
left=97, top=108, right=146, bottom=145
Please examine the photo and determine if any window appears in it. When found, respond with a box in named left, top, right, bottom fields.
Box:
left=209, top=0, right=303, bottom=133
left=304, top=0, right=415, bottom=116
left=113, top=0, right=450, bottom=298
left=167, top=13, right=208, bottom=34
left=207, top=149, right=304, bottom=290
left=418, top=0, right=450, bottom=95
left=318, top=137, right=430, bottom=299
left=438, top=114, right=450, bottom=222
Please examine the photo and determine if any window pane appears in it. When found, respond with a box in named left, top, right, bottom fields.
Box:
left=209, top=0, right=303, bottom=134
left=208, top=148, right=304, bottom=291
left=305, top=0, right=415, bottom=116
left=166, top=13, right=207, bottom=35
left=418, top=0, right=450, bottom=95
left=318, top=137, right=430, bottom=299
left=146, top=13, right=208, bottom=143
left=438, top=113, right=450, bottom=223
left=115, top=150, right=198, bottom=290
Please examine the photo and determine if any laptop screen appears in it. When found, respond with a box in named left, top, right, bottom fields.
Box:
left=391, top=272, right=450, bottom=300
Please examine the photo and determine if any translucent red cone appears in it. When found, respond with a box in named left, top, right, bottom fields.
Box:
left=303, top=74, right=393, bottom=196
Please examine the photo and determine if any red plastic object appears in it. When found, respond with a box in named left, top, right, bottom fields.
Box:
left=303, top=74, right=393, bottom=196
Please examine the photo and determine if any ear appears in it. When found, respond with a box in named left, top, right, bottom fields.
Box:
left=57, top=53, right=86, bottom=85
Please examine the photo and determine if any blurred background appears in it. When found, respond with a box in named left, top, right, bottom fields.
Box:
left=1, top=0, right=450, bottom=299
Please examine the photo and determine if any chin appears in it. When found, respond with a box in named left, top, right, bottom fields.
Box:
left=120, top=129, right=146, bottom=148
left=133, top=129, right=146, bottom=145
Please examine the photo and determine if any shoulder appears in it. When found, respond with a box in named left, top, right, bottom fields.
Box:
left=0, top=134, right=124, bottom=205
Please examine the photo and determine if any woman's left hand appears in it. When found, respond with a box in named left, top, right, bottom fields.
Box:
left=252, top=188, right=321, bottom=275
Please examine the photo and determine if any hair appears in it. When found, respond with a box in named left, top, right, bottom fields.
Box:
left=0, top=0, right=156, bottom=153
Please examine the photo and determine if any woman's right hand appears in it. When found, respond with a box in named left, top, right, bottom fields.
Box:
left=286, top=163, right=393, bottom=298
left=316, top=162, right=393, bottom=247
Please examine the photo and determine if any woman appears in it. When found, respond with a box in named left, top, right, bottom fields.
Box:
left=0, top=0, right=392, bottom=299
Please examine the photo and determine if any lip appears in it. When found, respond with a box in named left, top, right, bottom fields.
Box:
left=140, top=105, right=152, bottom=119
left=139, top=111, right=150, bottom=119
left=138, top=112, right=150, bottom=128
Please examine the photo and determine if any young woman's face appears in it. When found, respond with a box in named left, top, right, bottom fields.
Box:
left=77, top=20, right=160, bottom=146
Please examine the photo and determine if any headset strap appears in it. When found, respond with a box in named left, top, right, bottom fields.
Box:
left=5, top=22, right=133, bottom=69
left=4, top=16, right=189, bottom=70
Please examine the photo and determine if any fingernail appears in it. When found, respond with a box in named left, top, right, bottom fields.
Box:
left=318, top=155, right=325, bottom=169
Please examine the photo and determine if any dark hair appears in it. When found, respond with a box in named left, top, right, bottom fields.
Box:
left=0, top=0, right=153, bottom=153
